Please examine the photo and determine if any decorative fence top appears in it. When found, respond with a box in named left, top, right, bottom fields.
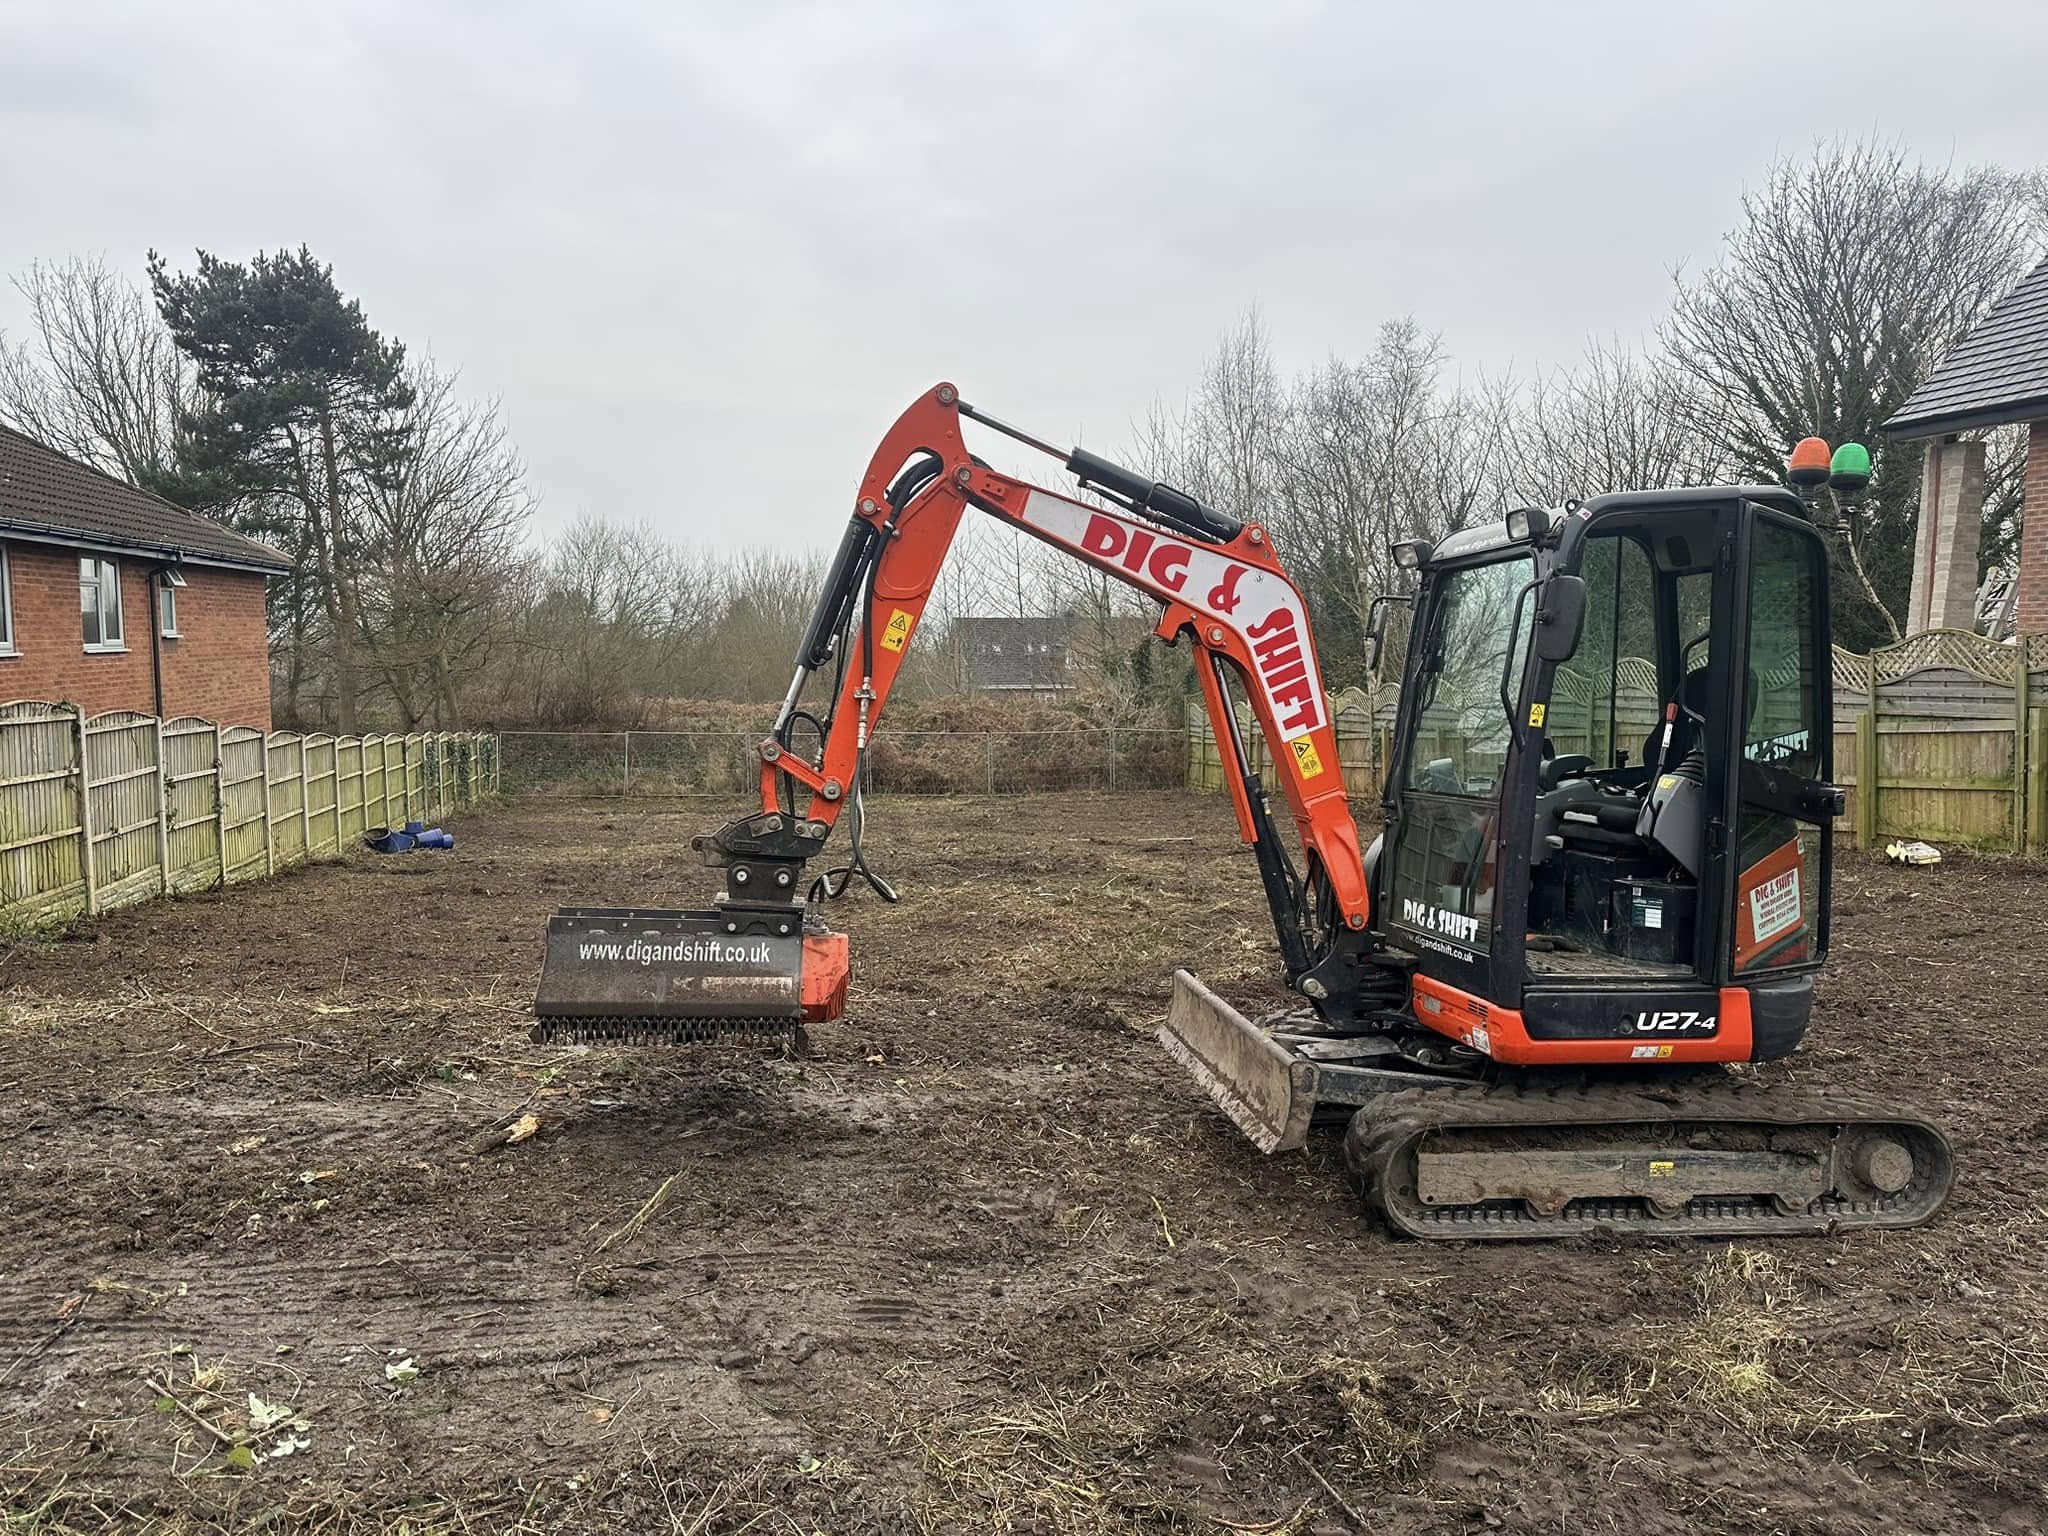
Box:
left=1871, top=627, right=2019, bottom=686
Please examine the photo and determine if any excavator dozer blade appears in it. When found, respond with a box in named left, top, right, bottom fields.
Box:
left=1158, top=969, right=1318, bottom=1153
left=531, top=907, right=847, bottom=1046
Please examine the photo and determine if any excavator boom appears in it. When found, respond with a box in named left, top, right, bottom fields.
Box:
left=534, top=382, right=1379, bottom=1054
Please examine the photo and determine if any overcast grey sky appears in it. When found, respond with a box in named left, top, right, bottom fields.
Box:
left=4, top=1, right=2045, bottom=548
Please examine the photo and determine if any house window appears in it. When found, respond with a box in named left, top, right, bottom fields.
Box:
left=159, top=568, right=186, bottom=637
left=0, top=546, right=13, bottom=656
left=81, top=556, right=124, bottom=651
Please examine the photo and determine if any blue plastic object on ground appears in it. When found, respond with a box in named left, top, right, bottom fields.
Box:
left=417, top=828, right=455, bottom=850
left=366, top=827, right=416, bottom=853
left=402, top=820, right=425, bottom=836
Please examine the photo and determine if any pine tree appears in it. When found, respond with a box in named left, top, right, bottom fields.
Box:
left=150, top=246, right=415, bottom=730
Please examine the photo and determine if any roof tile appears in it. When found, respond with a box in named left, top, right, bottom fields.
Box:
left=1887, top=256, right=2048, bottom=438
left=0, top=424, right=288, bottom=570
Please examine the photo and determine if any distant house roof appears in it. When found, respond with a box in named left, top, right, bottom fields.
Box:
left=953, top=616, right=1072, bottom=690
left=1887, top=256, right=2048, bottom=440
left=0, top=424, right=289, bottom=573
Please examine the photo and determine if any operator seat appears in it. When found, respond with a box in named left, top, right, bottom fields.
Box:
left=1645, top=664, right=1714, bottom=777
left=1638, top=666, right=1759, bottom=879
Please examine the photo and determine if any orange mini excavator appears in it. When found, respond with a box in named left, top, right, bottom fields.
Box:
left=534, top=386, right=1951, bottom=1240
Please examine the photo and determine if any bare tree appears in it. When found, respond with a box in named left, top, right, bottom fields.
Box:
left=1498, top=338, right=1724, bottom=507
left=355, top=365, right=535, bottom=726
left=1268, top=320, right=1505, bottom=685
left=695, top=548, right=829, bottom=702
left=506, top=516, right=717, bottom=725
left=0, top=254, right=192, bottom=485
left=1665, top=138, right=2047, bottom=646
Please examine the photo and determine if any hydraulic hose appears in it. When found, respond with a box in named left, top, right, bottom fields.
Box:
left=808, top=454, right=941, bottom=904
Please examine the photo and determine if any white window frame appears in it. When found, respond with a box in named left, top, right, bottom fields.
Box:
left=81, top=555, right=125, bottom=653
left=0, top=545, right=14, bottom=657
left=159, top=567, right=186, bottom=638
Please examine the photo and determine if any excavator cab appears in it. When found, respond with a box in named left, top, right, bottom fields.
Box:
left=1167, top=480, right=1948, bottom=1237
left=1378, top=488, right=1842, bottom=1064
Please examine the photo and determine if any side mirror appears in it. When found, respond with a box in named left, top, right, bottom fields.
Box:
left=1363, top=593, right=1411, bottom=676
left=1532, top=574, right=1586, bottom=663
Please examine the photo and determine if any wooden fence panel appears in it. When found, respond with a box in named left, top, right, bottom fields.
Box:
left=375, top=737, right=399, bottom=829
left=304, top=736, right=341, bottom=859
left=268, top=733, right=308, bottom=868
left=0, top=702, right=84, bottom=919
left=85, top=710, right=164, bottom=912
left=163, top=718, right=222, bottom=894
left=1870, top=722, right=2017, bottom=847
left=404, top=736, right=424, bottom=822
left=220, top=727, right=270, bottom=882
left=335, top=738, right=364, bottom=844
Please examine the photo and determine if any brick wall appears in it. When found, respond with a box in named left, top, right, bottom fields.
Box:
left=2019, top=420, right=2048, bottom=636
left=0, top=539, right=273, bottom=727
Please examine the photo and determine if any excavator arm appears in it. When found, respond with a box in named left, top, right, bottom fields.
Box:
left=532, top=382, right=1395, bottom=1055
left=706, top=382, right=1372, bottom=986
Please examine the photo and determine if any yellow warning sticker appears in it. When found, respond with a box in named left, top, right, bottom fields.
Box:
left=879, top=608, right=913, bottom=652
left=1291, top=736, right=1325, bottom=779
left=1528, top=702, right=1547, bottom=727
left=1649, top=1159, right=1676, bottom=1177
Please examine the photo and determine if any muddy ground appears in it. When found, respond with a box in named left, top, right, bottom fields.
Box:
left=1, top=791, right=2044, bottom=1535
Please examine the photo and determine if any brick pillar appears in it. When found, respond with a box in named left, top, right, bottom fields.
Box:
left=1907, top=437, right=1988, bottom=633
left=2019, top=421, right=2048, bottom=636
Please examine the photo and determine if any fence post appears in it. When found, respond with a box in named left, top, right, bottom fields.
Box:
left=1855, top=709, right=1878, bottom=850
left=1106, top=726, right=1117, bottom=793
left=71, top=703, right=98, bottom=917
left=299, top=736, right=313, bottom=859
left=2030, top=706, right=2048, bottom=858
left=2014, top=650, right=2031, bottom=854
left=985, top=734, right=995, bottom=794
left=152, top=714, right=171, bottom=896
left=623, top=730, right=632, bottom=799
left=260, top=731, right=276, bottom=878
left=212, top=722, right=228, bottom=887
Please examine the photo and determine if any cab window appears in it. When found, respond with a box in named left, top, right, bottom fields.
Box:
left=1403, top=558, right=1533, bottom=798
left=1548, top=533, right=1658, bottom=773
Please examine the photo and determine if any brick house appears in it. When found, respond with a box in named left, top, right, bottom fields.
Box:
left=1887, top=254, right=2048, bottom=636
left=0, top=424, right=286, bottom=727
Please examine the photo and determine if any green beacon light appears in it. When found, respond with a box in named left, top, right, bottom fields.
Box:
left=1829, top=442, right=1872, bottom=496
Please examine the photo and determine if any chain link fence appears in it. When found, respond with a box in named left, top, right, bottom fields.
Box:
left=499, top=727, right=1187, bottom=800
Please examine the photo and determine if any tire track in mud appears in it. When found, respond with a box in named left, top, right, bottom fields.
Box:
left=2, top=1059, right=1072, bottom=1484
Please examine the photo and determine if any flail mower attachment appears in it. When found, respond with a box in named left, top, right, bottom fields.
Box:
left=532, top=808, right=851, bottom=1047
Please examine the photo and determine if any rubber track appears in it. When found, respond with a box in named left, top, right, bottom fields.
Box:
left=1343, top=1079, right=1954, bottom=1241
